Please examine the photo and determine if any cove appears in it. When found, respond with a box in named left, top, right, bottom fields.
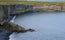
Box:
left=10, top=12, right=65, bottom=40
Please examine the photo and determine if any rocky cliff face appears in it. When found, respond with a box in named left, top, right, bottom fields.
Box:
left=32, top=3, right=65, bottom=12
left=0, top=3, right=65, bottom=22
left=0, top=6, right=4, bottom=22
left=10, top=4, right=33, bottom=14
left=10, top=4, right=65, bottom=13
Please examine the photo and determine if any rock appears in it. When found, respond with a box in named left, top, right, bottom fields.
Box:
left=0, top=22, right=34, bottom=40
left=0, top=22, right=35, bottom=40
left=0, top=31, right=12, bottom=40
left=0, top=22, right=35, bottom=33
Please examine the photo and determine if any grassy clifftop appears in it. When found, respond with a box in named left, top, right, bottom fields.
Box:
left=0, top=1, right=65, bottom=5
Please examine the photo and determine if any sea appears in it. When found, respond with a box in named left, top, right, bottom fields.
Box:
left=10, top=12, right=65, bottom=40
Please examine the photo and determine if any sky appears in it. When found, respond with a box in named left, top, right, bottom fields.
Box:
left=27, top=0, right=65, bottom=2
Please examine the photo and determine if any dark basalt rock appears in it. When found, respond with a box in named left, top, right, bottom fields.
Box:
left=0, top=31, right=12, bottom=40
left=0, top=22, right=35, bottom=40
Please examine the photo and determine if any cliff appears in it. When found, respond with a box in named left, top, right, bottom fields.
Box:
left=32, top=3, right=65, bottom=12
left=9, top=3, right=65, bottom=15
left=0, top=3, right=65, bottom=21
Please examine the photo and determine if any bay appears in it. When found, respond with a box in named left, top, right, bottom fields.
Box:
left=10, top=12, right=65, bottom=40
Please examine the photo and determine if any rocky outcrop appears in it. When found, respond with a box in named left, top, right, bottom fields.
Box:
left=0, top=22, right=35, bottom=40
left=0, top=22, right=35, bottom=32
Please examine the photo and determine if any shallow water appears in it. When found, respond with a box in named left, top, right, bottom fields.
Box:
left=10, top=12, right=65, bottom=40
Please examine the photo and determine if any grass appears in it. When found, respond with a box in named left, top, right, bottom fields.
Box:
left=0, top=1, right=65, bottom=5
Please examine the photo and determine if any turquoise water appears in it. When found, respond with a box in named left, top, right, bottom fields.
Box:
left=10, top=12, right=65, bottom=40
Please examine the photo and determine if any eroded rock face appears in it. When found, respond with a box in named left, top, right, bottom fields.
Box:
left=0, top=22, right=35, bottom=33
left=0, top=31, right=12, bottom=40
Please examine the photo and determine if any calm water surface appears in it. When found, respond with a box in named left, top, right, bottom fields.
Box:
left=10, top=12, right=65, bottom=40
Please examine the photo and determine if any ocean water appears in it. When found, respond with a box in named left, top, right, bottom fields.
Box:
left=10, top=12, right=65, bottom=40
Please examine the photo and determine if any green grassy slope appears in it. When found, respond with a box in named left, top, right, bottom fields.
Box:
left=0, top=1, right=65, bottom=5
